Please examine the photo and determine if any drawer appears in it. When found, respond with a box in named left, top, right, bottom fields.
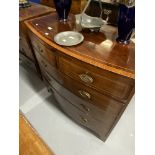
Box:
left=52, top=87, right=109, bottom=139
left=31, top=35, right=56, bottom=67
left=35, top=51, right=54, bottom=75
left=35, top=51, right=62, bottom=83
left=58, top=56, right=134, bottom=102
left=43, top=71, right=122, bottom=124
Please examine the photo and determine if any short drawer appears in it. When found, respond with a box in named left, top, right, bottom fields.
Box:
left=31, top=34, right=56, bottom=67
left=58, top=56, right=134, bottom=102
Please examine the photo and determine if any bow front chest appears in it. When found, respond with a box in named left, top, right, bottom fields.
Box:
left=25, top=13, right=135, bottom=141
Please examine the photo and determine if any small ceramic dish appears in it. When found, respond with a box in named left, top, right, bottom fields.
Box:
left=54, top=31, right=84, bottom=46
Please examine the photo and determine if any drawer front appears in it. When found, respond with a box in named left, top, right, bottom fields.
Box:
left=52, top=88, right=109, bottom=139
left=35, top=51, right=62, bottom=83
left=43, top=71, right=121, bottom=124
left=58, top=56, right=134, bottom=102
left=35, top=51, right=54, bottom=76
left=31, top=35, right=56, bottom=67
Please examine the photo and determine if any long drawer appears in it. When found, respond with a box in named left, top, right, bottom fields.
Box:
left=43, top=70, right=122, bottom=123
left=58, top=56, right=134, bottom=102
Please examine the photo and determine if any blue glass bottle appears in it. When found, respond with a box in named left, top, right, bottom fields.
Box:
left=53, top=0, right=72, bottom=22
left=116, top=3, right=135, bottom=44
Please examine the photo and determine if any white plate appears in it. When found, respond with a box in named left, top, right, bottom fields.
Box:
left=54, top=31, right=84, bottom=46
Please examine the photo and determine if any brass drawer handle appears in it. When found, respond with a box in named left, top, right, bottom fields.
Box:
left=79, top=74, right=93, bottom=84
left=80, top=104, right=90, bottom=112
left=80, top=116, right=88, bottom=123
left=78, top=90, right=91, bottom=100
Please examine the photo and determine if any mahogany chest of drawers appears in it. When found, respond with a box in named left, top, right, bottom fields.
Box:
left=19, top=2, right=55, bottom=72
left=25, top=13, right=135, bottom=141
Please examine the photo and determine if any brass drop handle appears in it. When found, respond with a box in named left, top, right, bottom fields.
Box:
left=78, top=90, right=91, bottom=100
left=80, top=116, right=88, bottom=123
left=79, top=74, right=93, bottom=84
left=80, top=104, right=90, bottom=112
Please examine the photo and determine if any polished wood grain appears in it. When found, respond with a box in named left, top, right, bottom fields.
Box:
left=58, top=56, right=134, bottom=102
left=19, top=2, right=55, bottom=22
left=40, top=0, right=87, bottom=14
left=19, top=113, right=54, bottom=155
left=25, top=13, right=135, bottom=78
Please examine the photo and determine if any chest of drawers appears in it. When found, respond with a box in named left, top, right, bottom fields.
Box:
left=25, top=13, right=135, bottom=141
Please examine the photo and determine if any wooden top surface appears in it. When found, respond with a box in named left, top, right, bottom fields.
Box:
left=19, top=2, right=55, bottom=22
left=25, top=13, right=135, bottom=79
left=19, top=113, right=54, bottom=155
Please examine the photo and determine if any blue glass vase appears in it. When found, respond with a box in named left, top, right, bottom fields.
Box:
left=53, top=0, right=72, bottom=22
left=116, top=4, right=135, bottom=44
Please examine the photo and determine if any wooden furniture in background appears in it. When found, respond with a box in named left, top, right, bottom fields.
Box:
left=40, top=0, right=87, bottom=14
left=19, top=113, right=54, bottom=155
left=25, top=13, right=135, bottom=142
left=19, top=2, right=55, bottom=73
